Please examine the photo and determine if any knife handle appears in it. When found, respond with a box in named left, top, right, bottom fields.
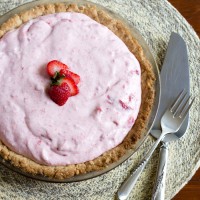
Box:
left=152, top=142, right=168, bottom=200
left=117, top=132, right=166, bottom=200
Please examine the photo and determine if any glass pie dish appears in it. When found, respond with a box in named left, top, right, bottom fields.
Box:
left=0, top=0, right=160, bottom=182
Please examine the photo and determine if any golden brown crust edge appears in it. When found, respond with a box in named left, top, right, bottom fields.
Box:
left=0, top=3, right=156, bottom=179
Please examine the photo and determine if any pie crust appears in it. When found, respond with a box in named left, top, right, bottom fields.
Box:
left=0, top=3, right=155, bottom=179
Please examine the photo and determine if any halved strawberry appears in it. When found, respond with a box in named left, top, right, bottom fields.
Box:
left=60, top=69, right=80, bottom=85
left=61, top=77, right=79, bottom=96
left=47, top=60, right=79, bottom=105
left=48, top=83, right=70, bottom=106
left=47, top=60, right=69, bottom=77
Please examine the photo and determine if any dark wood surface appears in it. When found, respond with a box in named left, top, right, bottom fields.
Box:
left=168, top=0, right=200, bottom=199
left=169, top=0, right=200, bottom=36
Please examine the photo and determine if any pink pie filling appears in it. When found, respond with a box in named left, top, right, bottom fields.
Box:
left=0, top=12, right=141, bottom=165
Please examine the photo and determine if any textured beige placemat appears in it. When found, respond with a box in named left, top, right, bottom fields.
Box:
left=0, top=0, right=199, bottom=199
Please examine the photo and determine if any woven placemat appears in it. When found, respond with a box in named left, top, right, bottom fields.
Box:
left=0, top=0, right=199, bottom=199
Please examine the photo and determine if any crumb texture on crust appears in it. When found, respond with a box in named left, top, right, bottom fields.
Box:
left=0, top=3, right=155, bottom=179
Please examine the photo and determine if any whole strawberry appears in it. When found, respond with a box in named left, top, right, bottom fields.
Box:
left=48, top=83, right=70, bottom=106
left=46, top=60, right=80, bottom=106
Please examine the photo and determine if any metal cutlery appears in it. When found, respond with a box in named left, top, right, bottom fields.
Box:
left=117, top=91, right=194, bottom=200
left=151, top=32, right=190, bottom=200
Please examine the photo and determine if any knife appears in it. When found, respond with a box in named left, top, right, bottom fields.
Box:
left=151, top=32, right=190, bottom=200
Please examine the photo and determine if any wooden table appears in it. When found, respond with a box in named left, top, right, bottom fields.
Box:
left=168, top=1, right=200, bottom=199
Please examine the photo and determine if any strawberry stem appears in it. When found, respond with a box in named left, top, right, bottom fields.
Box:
left=50, top=72, right=65, bottom=86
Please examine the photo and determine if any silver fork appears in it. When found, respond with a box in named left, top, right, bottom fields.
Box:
left=117, top=90, right=195, bottom=200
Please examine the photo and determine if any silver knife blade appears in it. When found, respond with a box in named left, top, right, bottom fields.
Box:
left=151, top=32, right=190, bottom=142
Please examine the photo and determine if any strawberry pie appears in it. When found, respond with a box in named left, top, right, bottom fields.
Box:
left=0, top=3, right=155, bottom=179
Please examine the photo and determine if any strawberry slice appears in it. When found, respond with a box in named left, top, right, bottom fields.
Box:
left=48, top=83, right=70, bottom=106
left=60, top=69, right=80, bottom=85
left=47, top=60, right=79, bottom=105
left=61, top=77, right=79, bottom=96
left=47, top=60, right=69, bottom=77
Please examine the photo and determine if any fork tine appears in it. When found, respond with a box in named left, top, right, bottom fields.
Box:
left=170, top=90, right=185, bottom=112
left=173, top=93, right=187, bottom=116
left=178, top=96, right=190, bottom=116
left=179, top=97, right=195, bottom=119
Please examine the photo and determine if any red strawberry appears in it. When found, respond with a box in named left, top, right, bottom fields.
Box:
left=47, top=60, right=69, bottom=77
left=48, top=83, right=70, bottom=106
left=47, top=60, right=79, bottom=105
left=60, top=69, right=80, bottom=85
left=61, top=77, right=79, bottom=96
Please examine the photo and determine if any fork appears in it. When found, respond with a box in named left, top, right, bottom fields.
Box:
left=117, top=90, right=195, bottom=200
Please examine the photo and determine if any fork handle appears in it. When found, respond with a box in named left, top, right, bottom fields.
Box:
left=151, top=142, right=168, bottom=200
left=117, top=132, right=166, bottom=200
